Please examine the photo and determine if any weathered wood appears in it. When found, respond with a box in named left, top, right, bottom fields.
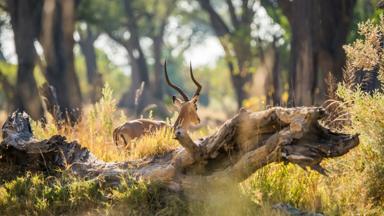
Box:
left=0, top=107, right=359, bottom=190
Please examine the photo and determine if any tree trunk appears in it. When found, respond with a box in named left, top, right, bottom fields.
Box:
left=313, top=0, right=356, bottom=104
left=197, top=0, right=255, bottom=108
left=78, top=25, right=103, bottom=103
left=118, top=39, right=151, bottom=113
left=7, top=0, right=45, bottom=121
left=153, top=35, right=164, bottom=100
left=228, top=62, right=252, bottom=108
left=264, top=39, right=281, bottom=106
left=271, top=41, right=281, bottom=105
left=280, top=0, right=356, bottom=106
left=117, top=0, right=152, bottom=113
left=122, top=0, right=150, bottom=86
left=1, top=107, right=359, bottom=191
left=106, top=34, right=169, bottom=118
left=42, top=0, right=82, bottom=124
left=290, top=0, right=315, bottom=106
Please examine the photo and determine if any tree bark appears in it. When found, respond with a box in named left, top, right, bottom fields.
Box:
left=313, top=0, right=356, bottom=103
left=42, top=0, right=82, bottom=124
left=1, top=107, right=359, bottom=191
left=280, top=0, right=356, bottom=106
left=292, top=0, right=314, bottom=106
left=153, top=34, right=164, bottom=100
left=7, top=0, right=45, bottom=121
left=271, top=41, right=281, bottom=105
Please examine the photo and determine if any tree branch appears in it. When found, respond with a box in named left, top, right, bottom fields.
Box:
left=174, top=127, right=204, bottom=161
left=226, top=0, right=239, bottom=27
left=197, top=0, right=231, bottom=36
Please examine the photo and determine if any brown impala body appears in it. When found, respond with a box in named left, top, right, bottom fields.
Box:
left=113, top=62, right=202, bottom=147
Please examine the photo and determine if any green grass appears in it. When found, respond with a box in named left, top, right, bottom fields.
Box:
left=0, top=172, right=189, bottom=216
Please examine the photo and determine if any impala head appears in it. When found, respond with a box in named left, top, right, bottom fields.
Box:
left=164, top=61, right=202, bottom=130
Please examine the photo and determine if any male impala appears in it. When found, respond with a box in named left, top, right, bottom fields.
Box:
left=113, top=61, right=202, bottom=147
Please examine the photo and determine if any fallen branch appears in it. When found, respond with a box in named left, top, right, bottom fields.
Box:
left=0, top=107, right=359, bottom=190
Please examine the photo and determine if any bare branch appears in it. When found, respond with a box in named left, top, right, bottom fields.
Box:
left=226, top=0, right=239, bottom=27
left=197, top=0, right=231, bottom=36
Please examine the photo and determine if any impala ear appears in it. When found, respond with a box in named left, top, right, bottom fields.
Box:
left=172, top=96, right=183, bottom=107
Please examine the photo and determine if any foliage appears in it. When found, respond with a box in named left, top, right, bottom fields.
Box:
left=348, top=0, right=383, bottom=43
left=344, top=17, right=383, bottom=71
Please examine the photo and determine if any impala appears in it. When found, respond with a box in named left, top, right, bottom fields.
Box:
left=113, top=61, right=202, bottom=147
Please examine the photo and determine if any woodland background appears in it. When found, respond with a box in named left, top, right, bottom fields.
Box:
left=0, top=0, right=383, bottom=215
left=0, top=0, right=380, bottom=121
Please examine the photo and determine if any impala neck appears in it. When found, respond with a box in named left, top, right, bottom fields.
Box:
left=173, top=115, right=189, bottom=130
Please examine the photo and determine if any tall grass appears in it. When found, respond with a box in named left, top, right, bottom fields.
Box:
left=31, top=84, right=186, bottom=162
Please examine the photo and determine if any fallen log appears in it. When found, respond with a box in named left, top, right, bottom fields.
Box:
left=0, top=107, right=359, bottom=190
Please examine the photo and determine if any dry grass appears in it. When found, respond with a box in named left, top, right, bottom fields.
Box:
left=29, top=84, right=215, bottom=163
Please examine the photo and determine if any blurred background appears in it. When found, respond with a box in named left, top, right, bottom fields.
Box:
left=0, top=0, right=381, bottom=123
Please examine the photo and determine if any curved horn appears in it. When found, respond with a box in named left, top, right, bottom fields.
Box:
left=164, top=61, right=189, bottom=101
left=190, top=62, right=202, bottom=97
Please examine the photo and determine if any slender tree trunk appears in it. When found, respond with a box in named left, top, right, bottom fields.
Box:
left=122, top=0, right=150, bottom=85
left=198, top=0, right=255, bottom=108
left=153, top=35, right=164, bottom=100
left=118, top=40, right=145, bottom=111
left=78, top=25, right=103, bottom=103
left=118, top=0, right=152, bottom=113
left=228, top=62, right=252, bottom=108
left=43, top=0, right=82, bottom=124
left=272, top=41, right=281, bottom=105
left=264, top=39, right=281, bottom=106
left=7, top=0, right=45, bottom=120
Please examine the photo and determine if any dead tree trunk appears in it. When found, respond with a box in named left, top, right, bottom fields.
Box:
left=0, top=107, right=358, bottom=190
